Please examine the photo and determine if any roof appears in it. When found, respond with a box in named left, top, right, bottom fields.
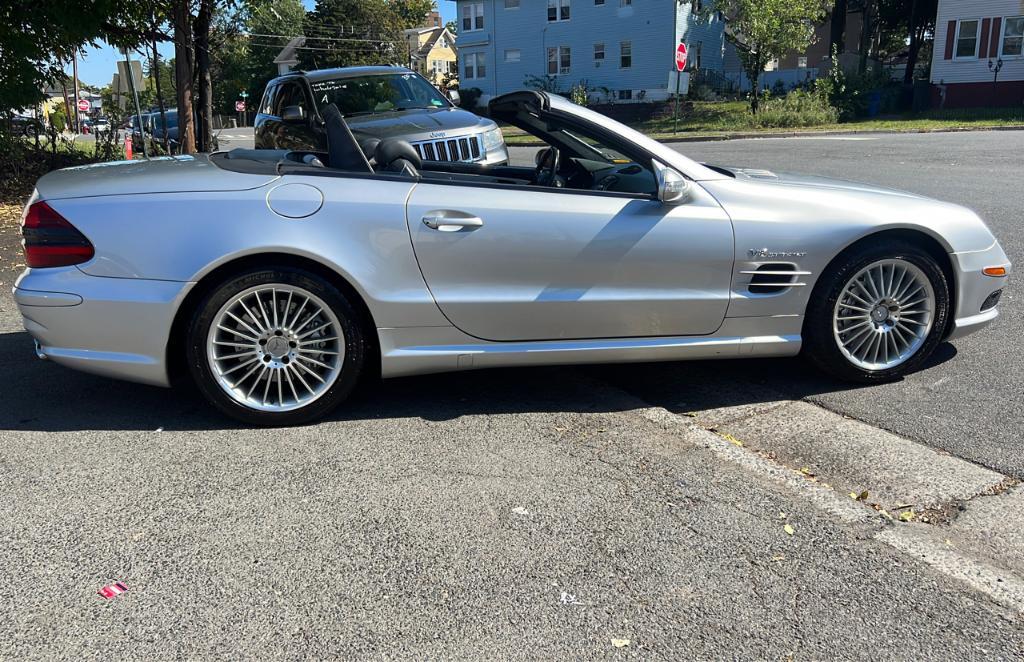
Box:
left=407, top=27, right=456, bottom=60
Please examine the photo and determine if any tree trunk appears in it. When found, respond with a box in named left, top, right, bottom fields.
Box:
left=858, top=0, right=875, bottom=74
left=194, top=0, right=214, bottom=152
left=152, top=36, right=170, bottom=153
left=173, top=0, right=197, bottom=154
left=903, top=0, right=921, bottom=85
left=829, top=0, right=848, bottom=57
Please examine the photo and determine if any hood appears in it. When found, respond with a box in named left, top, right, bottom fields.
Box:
left=347, top=107, right=496, bottom=141
left=714, top=165, right=926, bottom=200
left=35, top=154, right=278, bottom=201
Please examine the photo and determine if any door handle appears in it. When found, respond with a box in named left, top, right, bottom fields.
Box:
left=422, top=212, right=484, bottom=232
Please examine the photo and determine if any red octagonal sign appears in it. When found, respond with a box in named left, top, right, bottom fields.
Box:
left=675, top=43, right=688, bottom=72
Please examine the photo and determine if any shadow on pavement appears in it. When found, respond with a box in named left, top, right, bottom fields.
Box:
left=0, top=329, right=956, bottom=432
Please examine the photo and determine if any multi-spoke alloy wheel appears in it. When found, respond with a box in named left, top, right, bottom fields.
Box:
left=187, top=267, right=366, bottom=425
left=832, top=259, right=935, bottom=371
left=207, top=285, right=344, bottom=412
left=803, top=240, right=949, bottom=383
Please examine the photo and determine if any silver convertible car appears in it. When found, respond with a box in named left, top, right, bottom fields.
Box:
left=15, top=91, right=1011, bottom=425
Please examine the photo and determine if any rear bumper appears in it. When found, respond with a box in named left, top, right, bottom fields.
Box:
left=14, top=267, right=192, bottom=387
left=947, top=242, right=1011, bottom=341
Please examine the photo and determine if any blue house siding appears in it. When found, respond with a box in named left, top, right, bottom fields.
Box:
left=452, top=0, right=725, bottom=103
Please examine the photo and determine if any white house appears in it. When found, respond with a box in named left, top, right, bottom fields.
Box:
left=930, top=0, right=1024, bottom=108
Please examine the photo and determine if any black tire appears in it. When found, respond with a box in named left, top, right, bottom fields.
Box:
left=185, top=267, right=367, bottom=426
left=803, top=240, right=950, bottom=383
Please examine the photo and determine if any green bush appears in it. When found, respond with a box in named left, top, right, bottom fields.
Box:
left=753, top=88, right=839, bottom=128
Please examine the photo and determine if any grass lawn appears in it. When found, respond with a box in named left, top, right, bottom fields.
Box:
left=502, top=101, right=1024, bottom=144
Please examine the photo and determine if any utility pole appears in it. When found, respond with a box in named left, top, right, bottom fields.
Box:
left=72, top=52, right=81, bottom=134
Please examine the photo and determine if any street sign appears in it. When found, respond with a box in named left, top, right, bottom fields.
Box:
left=675, top=42, right=688, bottom=72
left=116, top=59, right=145, bottom=92
left=235, top=100, right=246, bottom=112
left=77, top=98, right=91, bottom=112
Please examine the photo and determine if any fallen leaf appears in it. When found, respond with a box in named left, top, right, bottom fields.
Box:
left=771, top=554, right=785, bottom=562
left=784, top=524, right=795, bottom=536
left=719, top=433, right=744, bottom=447
left=799, top=467, right=815, bottom=477
left=778, top=511, right=787, bottom=519
left=898, top=510, right=916, bottom=522
left=611, top=638, right=630, bottom=648
left=851, top=490, right=868, bottom=501
left=684, top=412, right=698, bottom=418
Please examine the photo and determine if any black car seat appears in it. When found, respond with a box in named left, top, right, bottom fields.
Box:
left=320, top=103, right=372, bottom=172
left=374, top=139, right=422, bottom=177
left=358, top=137, right=382, bottom=166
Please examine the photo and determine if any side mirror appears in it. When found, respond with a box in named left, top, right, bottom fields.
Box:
left=654, top=160, right=689, bottom=205
left=447, top=89, right=461, bottom=106
left=281, top=105, right=306, bottom=123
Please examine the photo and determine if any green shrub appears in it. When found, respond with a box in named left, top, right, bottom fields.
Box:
left=753, top=88, right=839, bottom=128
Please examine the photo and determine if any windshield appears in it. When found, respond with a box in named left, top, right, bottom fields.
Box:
left=309, top=73, right=449, bottom=117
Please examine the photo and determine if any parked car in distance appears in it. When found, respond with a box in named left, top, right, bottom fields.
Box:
left=255, top=66, right=508, bottom=166
left=91, top=117, right=111, bottom=133
left=14, top=91, right=1011, bottom=425
left=11, top=115, right=41, bottom=138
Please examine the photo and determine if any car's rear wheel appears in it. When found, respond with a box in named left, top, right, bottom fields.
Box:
left=186, top=267, right=366, bottom=425
left=803, top=241, right=950, bottom=382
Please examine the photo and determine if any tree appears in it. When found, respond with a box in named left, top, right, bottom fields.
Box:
left=212, top=0, right=305, bottom=116
left=876, top=0, right=938, bottom=84
left=299, top=0, right=433, bottom=70
left=718, top=0, right=829, bottom=112
left=172, top=0, right=197, bottom=153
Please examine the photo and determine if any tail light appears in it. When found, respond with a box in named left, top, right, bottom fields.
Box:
left=22, top=201, right=94, bottom=268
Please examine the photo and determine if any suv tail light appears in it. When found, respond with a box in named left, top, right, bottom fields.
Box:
left=22, top=201, right=94, bottom=268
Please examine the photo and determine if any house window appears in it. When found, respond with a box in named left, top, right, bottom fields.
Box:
left=464, top=52, right=486, bottom=79
left=594, top=43, right=605, bottom=62
left=797, top=56, right=807, bottom=68
left=548, top=0, right=570, bottom=22
left=462, top=2, right=484, bottom=32
left=547, top=46, right=571, bottom=74
left=618, top=89, right=633, bottom=100
left=504, top=0, right=520, bottom=8
left=695, top=41, right=703, bottom=69
left=505, top=48, right=521, bottom=62
left=620, top=40, right=632, bottom=68
left=620, top=0, right=631, bottom=6
left=954, top=19, right=979, bottom=58
left=1003, top=16, right=1024, bottom=57
left=595, top=0, right=605, bottom=4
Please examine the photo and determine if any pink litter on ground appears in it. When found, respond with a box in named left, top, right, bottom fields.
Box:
left=97, top=582, right=128, bottom=599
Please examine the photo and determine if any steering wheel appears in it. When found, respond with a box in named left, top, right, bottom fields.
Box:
left=535, top=147, right=564, bottom=188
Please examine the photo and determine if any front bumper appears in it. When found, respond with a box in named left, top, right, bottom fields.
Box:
left=947, top=241, right=1011, bottom=341
left=14, top=267, right=192, bottom=387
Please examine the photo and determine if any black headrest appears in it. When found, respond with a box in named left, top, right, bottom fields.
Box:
left=375, top=139, right=422, bottom=170
left=358, top=137, right=381, bottom=160
left=320, top=103, right=372, bottom=172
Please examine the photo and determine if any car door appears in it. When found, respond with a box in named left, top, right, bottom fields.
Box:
left=406, top=180, right=735, bottom=342
left=269, top=81, right=320, bottom=151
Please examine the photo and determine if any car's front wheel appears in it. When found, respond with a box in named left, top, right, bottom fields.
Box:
left=186, top=267, right=366, bottom=425
left=803, top=240, right=950, bottom=382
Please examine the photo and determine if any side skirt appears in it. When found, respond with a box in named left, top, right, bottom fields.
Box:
left=378, top=316, right=803, bottom=379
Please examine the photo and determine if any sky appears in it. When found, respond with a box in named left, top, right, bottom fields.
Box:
left=72, top=1, right=456, bottom=87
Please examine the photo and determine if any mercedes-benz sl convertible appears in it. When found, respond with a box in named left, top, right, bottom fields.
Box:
left=15, top=91, right=1011, bottom=425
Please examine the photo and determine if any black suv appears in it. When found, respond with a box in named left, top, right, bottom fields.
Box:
left=254, top=66, right=508, bottom=165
